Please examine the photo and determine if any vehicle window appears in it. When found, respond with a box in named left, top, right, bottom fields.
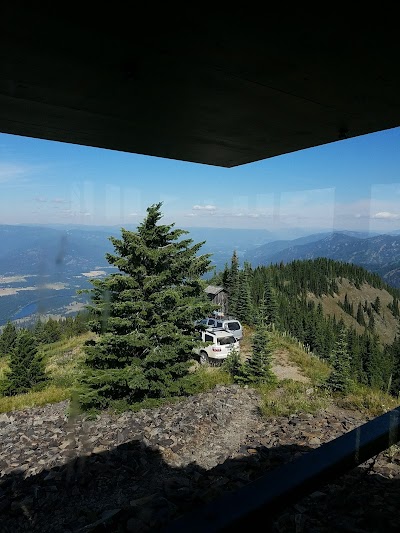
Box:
left=216, top=321, right=223, bottom=327
left=227, top=322, right=240, bottom=330
left=204, top=334, right=214, bottom=342
left=218, top=336, right=236, bottom=345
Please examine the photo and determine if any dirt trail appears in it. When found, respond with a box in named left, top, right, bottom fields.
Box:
left=241, top=331, right=309, bottom=383
left=271, top=348, right=309, bottom=383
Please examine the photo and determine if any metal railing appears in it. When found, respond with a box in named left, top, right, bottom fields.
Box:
left=163, top=407, right=400, bottom=532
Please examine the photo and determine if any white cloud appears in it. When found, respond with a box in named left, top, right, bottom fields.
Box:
left=34, top=196, right=48, bottom=203
left=192, top=204, right=217, bottom=211
left=372, top=211, right=400, bottom=220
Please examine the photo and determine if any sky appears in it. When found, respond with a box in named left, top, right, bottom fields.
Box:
left=0, top=126, right=400, bottom=234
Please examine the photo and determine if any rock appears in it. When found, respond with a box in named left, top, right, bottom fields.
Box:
left=126, top=516, right=147, bottom=532
left=0, top=389, right=399, bottom=532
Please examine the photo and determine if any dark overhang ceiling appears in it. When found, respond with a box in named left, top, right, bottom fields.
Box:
left=1, top=10, right=399, bottom=167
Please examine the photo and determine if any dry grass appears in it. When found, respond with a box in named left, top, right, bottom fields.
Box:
left=238, top=327, right=332, bottom=417
left=309, top=280, right=399, bottom=346
left=0, top=356, right=9, bottom=381
left=0, top=333, right=92, bottom=413
left=258, top=380, right=330, bottom=417
left=42, top=332, right=93, bottom=387
left=338, top=383, right=400, bottom=417
left=0, top=385, right=71, bottom=414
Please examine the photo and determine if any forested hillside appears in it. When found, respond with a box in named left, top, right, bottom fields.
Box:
left=213, top=256, right=400, bottom=396
left=245, top=232, right=400, bottom=288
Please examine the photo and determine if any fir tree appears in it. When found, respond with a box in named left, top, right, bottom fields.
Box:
left=368, top=313, right=375, bottom=332
left=227, top=251, right=240, bottom=316
left=78, top=203, right=215, bottom=410
left=263, top=276, right=278, bottom=327
left=244, top=316, right=275, bottom=384
left=0, top=321, right=18, bottom=356
left=326, top=327, right=352, bottom=393
left=373, top=296, right=381, bottom=314
left=356, top=302, right=365, bottom=326
left=362, top=332, right=385, bottom=389
left=235, top=265, right=253, bottom=323
left=3, top=331, right=46, bottom=396
left=222, top=346, right=243, bottom=381
left=390, top=332, right=400, bottom=395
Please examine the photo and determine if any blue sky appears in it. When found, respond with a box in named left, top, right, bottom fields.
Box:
left=1, top=127, right=400, bottom=233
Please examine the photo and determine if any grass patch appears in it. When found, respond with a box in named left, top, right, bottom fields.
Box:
left=0, top=333, right=91, bottom=413
left=40, top=332, right=92, bottom=387
left=180, top=364, right=233, bottom=396
left=258, top=379, right=330, bottom=418
left=0, top=356, right=9, bottom=381
left=337, top=383, right=400, bottom=417
left=0, top=385, right=71, bottom=414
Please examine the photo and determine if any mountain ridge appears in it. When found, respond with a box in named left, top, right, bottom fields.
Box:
left=246, top=232, right=400, bottom=287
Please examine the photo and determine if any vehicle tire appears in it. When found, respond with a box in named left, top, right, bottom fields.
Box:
left=199, top=351, right=209, bottom=365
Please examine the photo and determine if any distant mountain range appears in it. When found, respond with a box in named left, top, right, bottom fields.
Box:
left=0, top=225, right=275, bottom=277
left=1, top=224, right=400, bottom=326
left=245, top=232, right=400, bottom=288
left=0, top=224, right=274, bottom=325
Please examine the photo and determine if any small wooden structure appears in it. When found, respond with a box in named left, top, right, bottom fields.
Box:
left=204, top=285, right=228, bottom=315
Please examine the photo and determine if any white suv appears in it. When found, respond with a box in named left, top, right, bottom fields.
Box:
left=197, top=317, right=243, bottom=341
left=214, top=319, right=243, bottom=340
left=193, top=328, right=240, bottom=365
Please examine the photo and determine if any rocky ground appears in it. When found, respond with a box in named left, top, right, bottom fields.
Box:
left=1, top=385, right=400, bottom=532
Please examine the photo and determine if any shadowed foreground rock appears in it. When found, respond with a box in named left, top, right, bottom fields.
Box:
left=0, top=385, right=399, bottom=532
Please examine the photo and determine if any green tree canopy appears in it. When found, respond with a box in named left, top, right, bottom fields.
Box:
left=0, top=321, right=18, bottom=356
left=78, top=203, right=215, bottom=410
left=326, top=327, right=352, bottom=393
left=3, top=331, right=46, bottom=396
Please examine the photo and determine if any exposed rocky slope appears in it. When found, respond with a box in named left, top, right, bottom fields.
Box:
left=1, top=386, right=399, bottom=532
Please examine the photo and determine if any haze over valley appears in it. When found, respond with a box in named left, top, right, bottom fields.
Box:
left=1, top=223, right=400, bottom=326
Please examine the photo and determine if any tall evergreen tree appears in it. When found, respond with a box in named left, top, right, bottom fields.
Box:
left=227, top=250, right=240, bottom=316
left=326, top=327, right=352, bottom=393
left=0, top=321, right=18, bottom=356
left=373, top=296, right=381, bottom=314
left=356, top=302, right=365, bottom=326
left=390, top=332, right=400, bottom=396
left=362, top=332, right=385, bottom=389
left=389, top=297, right=399, bottom=317
left=3, top=331, right=46, bottom=396
left=78, top=203, right=215, bottom=410
left=244, top=316, right=275, bottom=384
left=263, top=276, right=278, bottom=327
left=368, top=313, right=375, bottom=332
left=235, top=265, right=253, bottom=323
